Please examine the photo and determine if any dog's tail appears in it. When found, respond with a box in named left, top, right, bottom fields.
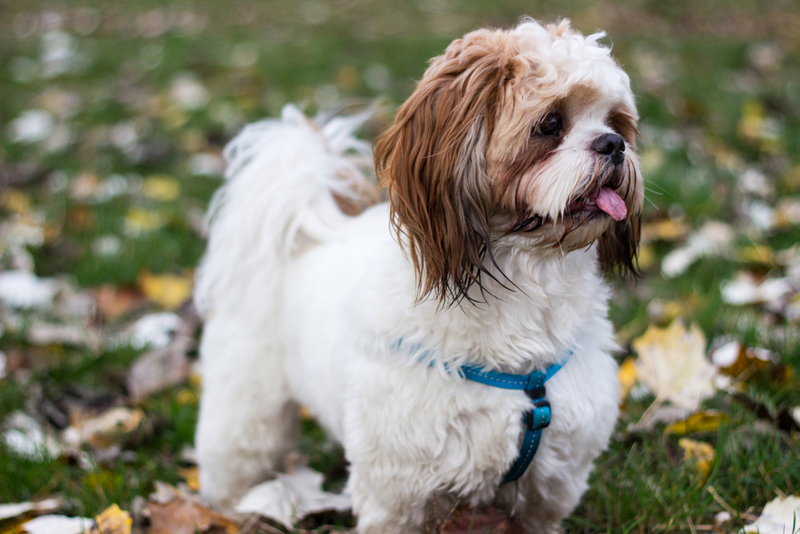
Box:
left=194, top=104, right=376, bottom=316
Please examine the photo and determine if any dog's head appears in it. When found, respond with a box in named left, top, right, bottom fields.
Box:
left=375, top=19, right=644, bottom=305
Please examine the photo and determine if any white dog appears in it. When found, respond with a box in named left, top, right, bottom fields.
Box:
left=195, top=18, right=643, bottom=534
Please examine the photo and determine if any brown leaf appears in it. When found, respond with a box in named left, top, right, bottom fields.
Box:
left=126, top=334, right=191, bottom=401
left=440, top=505, right=528, bottom=534
left=94, top=285, right=148, bottom=321
left=145, top=496, right=238, bottom=534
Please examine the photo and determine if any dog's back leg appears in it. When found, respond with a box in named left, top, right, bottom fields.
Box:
left=195, top=308, right=299, bottom=508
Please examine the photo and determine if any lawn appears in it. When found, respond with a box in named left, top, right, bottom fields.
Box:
left=1, top=0, right=799, bottom=532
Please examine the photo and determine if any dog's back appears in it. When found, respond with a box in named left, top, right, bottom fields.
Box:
left=194, top=105, right=377, bottom=507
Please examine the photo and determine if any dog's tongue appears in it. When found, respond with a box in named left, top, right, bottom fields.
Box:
left=590, top=187, right=627, bottom=221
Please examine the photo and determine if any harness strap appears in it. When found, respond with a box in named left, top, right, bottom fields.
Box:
left=458, top=352, right=572, bottom=484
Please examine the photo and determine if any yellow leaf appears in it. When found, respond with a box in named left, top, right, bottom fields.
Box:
left=142, top=176, right=181, bottom=202
left=179, top=466, right=200, bottom=492
left=91, top=504, right=131, bottom=534
left=679, top=438, right=715, bottom=482
left=176, top=388, right=198, bottom=406
left=0, top=189, right=32, bottom=215
left=138, top=271, right=193, bottom=310
left=618, top=357, right=637, bottom=402
left=641, top=218, right=690, bottom=244
left=632, top=320, right=716, bottom=411
left=124, top=208, right=167, bottom=236
left=736, top=244, right=775, bottom=265
left=664, top=411, right=728, bottom=436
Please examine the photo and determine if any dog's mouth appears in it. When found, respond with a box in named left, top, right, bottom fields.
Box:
left=509, top=186, right=627, bottom=234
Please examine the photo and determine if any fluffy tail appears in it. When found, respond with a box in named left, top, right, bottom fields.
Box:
left=194, top=104, right=376, bottom=316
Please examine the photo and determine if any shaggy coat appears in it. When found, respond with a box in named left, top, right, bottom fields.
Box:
left=195, top=18, right=643, bottom=534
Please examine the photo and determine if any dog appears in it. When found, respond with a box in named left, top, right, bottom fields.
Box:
left=194, top=18, right=643, bottom=534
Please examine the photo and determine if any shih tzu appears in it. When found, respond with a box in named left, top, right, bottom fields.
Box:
left=194, top=18, right=643, bottom=534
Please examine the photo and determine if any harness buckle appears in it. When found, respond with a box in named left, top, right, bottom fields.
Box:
left=526, top=399, right=551, bottom=431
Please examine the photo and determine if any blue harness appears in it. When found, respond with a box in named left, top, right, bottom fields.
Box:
left=406, top=342, right=571, bottom=484
left=456, top=354, right=571, bottom=483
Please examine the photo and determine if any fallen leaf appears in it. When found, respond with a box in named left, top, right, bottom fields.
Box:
left=721, top=272, right=793, bottom=306
left=679, top=438, right=715, bottom=481
left=62, top=407, right=144, bottom=449
left=142, top=176, right=181, bottom=202
left=664, top=411, right=728, bottom=436
left=234, top=466, right=351, bottom=529
left=138, top=271, right=193, bottom=310
left=641, top=217, right=690, bottom=244
left=2, top=411, right=64, bottom=460
left=0, top=270, right=57, bottom=309
left=123, top=208, right=167, bottom=236
left=632, top=320, right=717, bottom=411
left=438, top=504, right=528, bottom=534
left=87, top=504, right=131, bottom=534
left=179, top=467, right=200, bottom=492
left=0, top=498, right=60, bottom=521
left=661, top=221, right=734, bottom=278
left=94, top=285, right=148, bottom=320
left=0, top=189, right=33, bottom=214
left=21, top=515, right=93, bottom=534
left=744, top=495, right=800, bottom=534
left=618, top=357, right=637, bottom=402
left=711, top=341, right=776, bottom=382
left=127, top=312, right=182, bottom=349
left=126, top=334, right=191, bottom=401
left=145, top=483, right=238, bottom=534
left=27, top=321, right=103, bottom=352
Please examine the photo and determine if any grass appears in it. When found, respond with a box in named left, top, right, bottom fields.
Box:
left=1, top=0, right=799, bottom=532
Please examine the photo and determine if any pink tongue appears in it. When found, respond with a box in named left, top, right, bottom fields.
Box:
left=590, top=187, right=627, bottom=221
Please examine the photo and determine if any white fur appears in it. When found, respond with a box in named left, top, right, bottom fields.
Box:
left=196, top=21, right=625, bottom=534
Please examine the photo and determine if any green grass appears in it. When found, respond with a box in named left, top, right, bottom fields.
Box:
left=1, top=0, right=799, bottom=532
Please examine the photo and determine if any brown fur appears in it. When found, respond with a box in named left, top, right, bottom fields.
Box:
left=374, top=29, right=512, bottom=305
left=374, top=22, right=643, bottom=305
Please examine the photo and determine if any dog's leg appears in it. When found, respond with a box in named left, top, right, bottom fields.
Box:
left=195, top=314, right=299, bottom=508
left=347, top=467, right=428, bottom=534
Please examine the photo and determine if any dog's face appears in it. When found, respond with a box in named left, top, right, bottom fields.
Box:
left=375, top=19, right=644, bottom=304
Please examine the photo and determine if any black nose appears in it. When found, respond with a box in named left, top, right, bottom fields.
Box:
left=593, top=133, right=625, bottom=165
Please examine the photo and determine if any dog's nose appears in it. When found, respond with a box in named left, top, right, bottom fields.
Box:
left=593, top=133, right=625, bottom=165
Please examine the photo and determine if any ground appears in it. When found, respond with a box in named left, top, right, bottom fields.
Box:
left=1, top=0, right=799, bottom=533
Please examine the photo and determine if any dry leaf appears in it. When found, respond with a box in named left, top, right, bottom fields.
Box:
left=0, top=271, right=57, bottom=310
left=641, top=217, right=690, bottom=244
left=127, top=312, right=182, bottom=349
left=234, top=466, right=351, bottom=529
left=123, top=208, right=167, bottom=236
left=21, top=515, right=93, bottom=534
left=661, top=221, right=734, bottom=278
left=62, top=407, right=144, bottom=449
left=618, top=357, right=637, bottom=402
left=721, top=272, right=793, bottom=306
left=3, top=411, right=64, bottom=460
left=87, top=504, right=131, bottom=534
left=664, top=411, right=728, bottom=436
left=438, top=504, right=528, bottom=534
left=679, top=438, right=715, bottom=481
left=145, top=483, right=238, bottom=534
left=632, top=320, right=716, bottom=411
left=142, top=176, right=181, bottom=202
left=138, top=271, right=193, bottom=310
left=179, top=467, right=200, bottom=492
left=0, top=498, right=60, bottom=521
left=126, top=333, right=192, bottom=401
left=744, top=495, right=800, bottom=534
left=94, top=285, right=148, bottom=320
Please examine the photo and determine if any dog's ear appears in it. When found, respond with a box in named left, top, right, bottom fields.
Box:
left=374, top=30, right=511, bottom=305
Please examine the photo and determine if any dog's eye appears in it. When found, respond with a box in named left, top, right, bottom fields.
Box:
left=535, top=112, right=561, bottom=136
